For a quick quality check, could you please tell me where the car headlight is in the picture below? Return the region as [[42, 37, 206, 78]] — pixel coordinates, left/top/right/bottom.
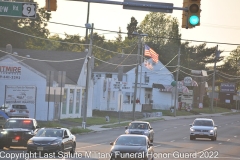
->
[[1, 131, 7, 134], [50, 140, 61, 145], [209, 130, 214, 133], [190, 128, 195, 132], [27, 140, 33, 145]]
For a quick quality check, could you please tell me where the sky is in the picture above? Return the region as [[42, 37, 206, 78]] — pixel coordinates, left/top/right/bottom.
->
[[35, 0, 240, 63]]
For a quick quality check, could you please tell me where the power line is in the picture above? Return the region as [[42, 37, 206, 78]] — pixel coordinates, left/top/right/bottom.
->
[[45, 21, 240, 46]]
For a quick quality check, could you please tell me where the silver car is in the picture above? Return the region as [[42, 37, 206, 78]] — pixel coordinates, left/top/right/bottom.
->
[[125, 121, 154, 142], [189, 118, 217, 141], [1, 104, 29, 118]]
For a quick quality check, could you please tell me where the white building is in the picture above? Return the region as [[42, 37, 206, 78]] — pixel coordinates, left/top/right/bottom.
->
[[92, 54, 175, 112], [0, 45, 92, 121]]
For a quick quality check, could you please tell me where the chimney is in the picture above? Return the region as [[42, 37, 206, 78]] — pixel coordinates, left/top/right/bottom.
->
[[6, 44, 12, 53]]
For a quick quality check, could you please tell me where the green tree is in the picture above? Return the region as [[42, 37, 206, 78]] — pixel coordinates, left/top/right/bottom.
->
[[127, 17, 138, 40]]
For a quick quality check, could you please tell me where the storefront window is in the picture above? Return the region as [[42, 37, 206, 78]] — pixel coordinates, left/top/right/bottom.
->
[[75, 89, 80, 114], [62, 89, 67, 114], [69, 89, 74, 114]]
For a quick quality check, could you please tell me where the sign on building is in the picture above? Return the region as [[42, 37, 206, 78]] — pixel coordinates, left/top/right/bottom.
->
[[220, 83, 236, 93], [5, 85, 36, 104]]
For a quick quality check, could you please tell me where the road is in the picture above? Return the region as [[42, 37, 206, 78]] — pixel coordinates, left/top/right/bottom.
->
[[1, 114, 240, 160]]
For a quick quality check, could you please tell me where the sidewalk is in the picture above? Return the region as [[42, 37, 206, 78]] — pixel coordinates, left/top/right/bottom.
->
[[85, 112, 229, 132]]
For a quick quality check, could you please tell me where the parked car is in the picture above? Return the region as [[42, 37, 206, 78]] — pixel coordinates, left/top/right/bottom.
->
[[27, 127, 76, 155], [125, 121, 154, 142], [1, 104, 29, 118], [0, 118, 40, 149], [189, 118, 218, 141], [109, 134, 154, 160]]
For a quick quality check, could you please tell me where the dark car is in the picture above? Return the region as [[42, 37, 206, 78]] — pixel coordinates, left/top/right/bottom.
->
[[27, 128, 76, 155], [0, 118, 40, 149], [125, 121, 154, 142], [189, 118, 218, 141], [110, 134, 154, 160]]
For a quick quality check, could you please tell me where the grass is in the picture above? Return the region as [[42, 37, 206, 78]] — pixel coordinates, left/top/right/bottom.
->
[[101, 117, 164, 128], [70, 127, 92, 134], [38, 121, 64, 128], [63, 116, 121, 125], [191, 107, 231, 114]]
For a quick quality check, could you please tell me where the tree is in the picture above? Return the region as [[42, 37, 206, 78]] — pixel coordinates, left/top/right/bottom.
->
[[127, 17, 138, 40]]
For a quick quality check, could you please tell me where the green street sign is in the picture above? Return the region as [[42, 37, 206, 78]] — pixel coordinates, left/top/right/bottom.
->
[[0, 1, 37, 18]]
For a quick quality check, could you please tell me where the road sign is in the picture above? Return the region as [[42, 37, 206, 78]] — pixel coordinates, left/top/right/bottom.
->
[[123, 0, 173, 13], [0, 1, 37, 18]]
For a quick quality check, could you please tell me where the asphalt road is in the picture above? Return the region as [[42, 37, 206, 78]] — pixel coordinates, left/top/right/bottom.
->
[[1, 114, 240, 160]]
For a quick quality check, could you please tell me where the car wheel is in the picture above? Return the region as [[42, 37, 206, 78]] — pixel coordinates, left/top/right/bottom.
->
[[70, 143, 76, 155]]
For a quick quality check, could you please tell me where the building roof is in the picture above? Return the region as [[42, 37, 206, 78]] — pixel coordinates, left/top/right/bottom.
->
[[94, 54, 140, 73], [0, 47, 87, 85]]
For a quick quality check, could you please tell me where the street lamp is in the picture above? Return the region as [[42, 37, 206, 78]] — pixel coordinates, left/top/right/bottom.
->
[[132, 31, 147, 121], [82, 23, 94, 129]]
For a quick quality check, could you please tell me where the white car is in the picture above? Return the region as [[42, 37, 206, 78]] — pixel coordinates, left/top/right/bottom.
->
[[125, 121, 154, 143], [1, 104, 29, 118], [189, 118, 217, 141]]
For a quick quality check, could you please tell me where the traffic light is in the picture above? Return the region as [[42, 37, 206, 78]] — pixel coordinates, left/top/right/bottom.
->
[[45, 0, 57, 12], [182, 0, 201, 29]]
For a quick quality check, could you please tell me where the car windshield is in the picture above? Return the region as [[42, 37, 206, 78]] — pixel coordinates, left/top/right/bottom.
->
[[129, 123, 147, 130], [35, 129, 63, 137], [4, 119, 33, 129], [115, 136, 146, 146], [193, 120, 213, 126]]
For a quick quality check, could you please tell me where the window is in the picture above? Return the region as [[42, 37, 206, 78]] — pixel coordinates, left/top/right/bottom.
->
[[106, 74, 112, 78], [145, 76, 149, 83]]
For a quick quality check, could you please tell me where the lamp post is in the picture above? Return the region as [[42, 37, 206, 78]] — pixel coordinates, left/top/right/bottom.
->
[[132, 32, 147, 121], [82, 23, 94, 129]]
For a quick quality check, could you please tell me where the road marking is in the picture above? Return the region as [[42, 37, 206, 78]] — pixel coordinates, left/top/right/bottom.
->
[[170, 140, 175, 142], [76, 142, 107, 149], [154, 144, 161, 148], [183, 137, 187, 139], [218, 143, 222, 144], [197, 147, 213, 154], [227, 139, 230, 141], [234, 136, 237, 138]]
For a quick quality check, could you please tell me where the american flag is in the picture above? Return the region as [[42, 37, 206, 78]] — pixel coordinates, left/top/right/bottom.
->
[[144, 60, 153, 70], [144, 45, 159, 63]]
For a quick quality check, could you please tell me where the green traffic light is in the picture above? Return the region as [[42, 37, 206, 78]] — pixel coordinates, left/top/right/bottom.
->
[[189, 15, 199, 26]]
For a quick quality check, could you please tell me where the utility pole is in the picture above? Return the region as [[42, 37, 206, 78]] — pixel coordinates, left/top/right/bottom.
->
[[82, 23, 94, 129], [132, 35, 141, 121], [211, 45, 219, 113], [174, 47, 181, 117]]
